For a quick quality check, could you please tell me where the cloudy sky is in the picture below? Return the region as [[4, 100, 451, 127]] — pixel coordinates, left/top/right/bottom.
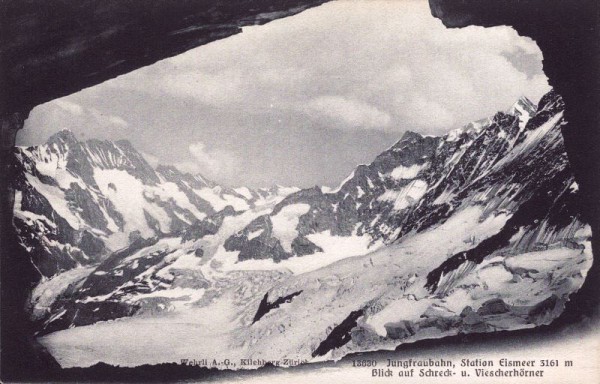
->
[[19, 0, 550, 188]]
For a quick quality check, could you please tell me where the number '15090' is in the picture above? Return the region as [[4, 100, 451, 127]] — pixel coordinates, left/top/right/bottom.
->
[[353, 360, 377, 367]]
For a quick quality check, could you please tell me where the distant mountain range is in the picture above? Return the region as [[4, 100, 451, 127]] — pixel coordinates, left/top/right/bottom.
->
[[11, 131, 297, 279]]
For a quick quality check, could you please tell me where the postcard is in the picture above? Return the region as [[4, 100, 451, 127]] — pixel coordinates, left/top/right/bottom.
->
[[1, 0, 598, 382]]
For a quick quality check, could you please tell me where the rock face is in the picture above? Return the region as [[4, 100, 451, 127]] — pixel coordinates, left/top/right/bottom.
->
[[224, 92, 582, 273], [429, 0, 600, 314], [11, 131, 296, 282]]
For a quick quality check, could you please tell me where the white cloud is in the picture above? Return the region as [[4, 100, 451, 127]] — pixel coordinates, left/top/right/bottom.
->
[[159, 70, 245, 106], [304, 96, 391, 129], [21, 0, 552, 188], [140, 151, 160, 168], [86, 107, 129, 129], [107, 115, 129, 128], [104, 0, 548, 134], [175, 141, 240, 179], [173, 161, 202, 175], [54, 99, 84, 116], [404, 96, 456, 128], [41, 99, 129, 130]]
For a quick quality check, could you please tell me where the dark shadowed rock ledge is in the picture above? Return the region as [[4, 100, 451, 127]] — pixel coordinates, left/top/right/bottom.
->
[[0, 0, 329, 118]]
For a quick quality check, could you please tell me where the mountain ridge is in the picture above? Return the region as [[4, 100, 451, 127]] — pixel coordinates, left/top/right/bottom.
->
[[11, 132, 298, 281]]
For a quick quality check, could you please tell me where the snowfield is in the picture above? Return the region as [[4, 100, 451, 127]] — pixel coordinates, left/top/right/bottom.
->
[[389, 163, 427, 180], [38, 205, 590, 369], [378, 179, 429, 211], [193, 187, 250, 212], [270, 204, 311, 252], [95, 169, 175, 238], [25, 174, 82, 230]]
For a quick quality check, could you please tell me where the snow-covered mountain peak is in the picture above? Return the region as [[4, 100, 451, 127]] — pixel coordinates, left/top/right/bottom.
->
[[507, 95, 536, 115], [506, 96, 537, 130], [445, 97, 536, 143], [46, 128, 79, 146], [445, 120, 486, 143], [11, 133, 301, 282], [396, 130, 425, 144]]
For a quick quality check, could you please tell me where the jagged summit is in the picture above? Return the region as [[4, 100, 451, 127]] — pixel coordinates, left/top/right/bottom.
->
[[386, 130, 435, 155], [46, 128, 78, 145], [10, 135, 301, 282], [507, 95, 536, 115], [444, 96, 537, 142], [507, 96, 537, 129], [400, 130, 424, 140], [113, 138, 136, 149]]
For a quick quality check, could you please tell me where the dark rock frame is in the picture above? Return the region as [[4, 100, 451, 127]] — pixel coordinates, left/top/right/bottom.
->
[[0, 0, 598, 381]]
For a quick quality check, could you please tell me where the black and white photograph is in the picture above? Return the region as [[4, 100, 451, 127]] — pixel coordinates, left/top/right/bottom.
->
[[1, 0, 599, 382]]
